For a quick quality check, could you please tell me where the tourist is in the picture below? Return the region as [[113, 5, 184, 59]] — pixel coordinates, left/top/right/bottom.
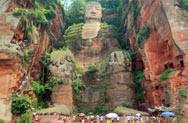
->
[[87, 116, 90, 123], [111, 116, 114, 123], [173, 117, 177, 123], [127, 115, 130, 123], [82, 118, 85, 123], [116, 116, 120, 123], [96, 115, 99, 123], [106, 118, 110, 123], [58, 117, 62, 123], [73, 116, 76, 122], [100, 116, 104, 123], [91, 115, 94, 123], [35, 114, 39, 123], [80, 116, 83, 123]]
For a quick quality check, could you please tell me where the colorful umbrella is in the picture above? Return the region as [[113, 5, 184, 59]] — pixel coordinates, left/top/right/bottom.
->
[[106, 113, 118, 118], [79, 113, 85, 117], [161, 111, 175, 116]]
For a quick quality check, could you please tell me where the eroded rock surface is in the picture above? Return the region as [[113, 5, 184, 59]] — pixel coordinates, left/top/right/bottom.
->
[[0, 0, 66, 121], [49, 50, 75, 107], [123, 0, 188, 121]]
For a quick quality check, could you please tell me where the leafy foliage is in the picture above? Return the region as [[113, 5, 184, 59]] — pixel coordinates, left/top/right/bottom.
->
[[133, 71, 144, 101], [158, 68, 175, 82], [136, 24, 151, 47], [72, 78, 85, 95], [11, 94, 31, 114], [72, 78, 85, 113], [63, 23, 84, 49], [122, 102, 131, 108], [14, 2, 56, 30], [31, 74, 62, 108], [178, 0, 188, 11], [85, 65, 98, 76], [40, 52, 51, 82], [65, 0, 86, 27], [179, 89, 187, 98], [17, 110, 34, 123], [31, 80, 46, 108]]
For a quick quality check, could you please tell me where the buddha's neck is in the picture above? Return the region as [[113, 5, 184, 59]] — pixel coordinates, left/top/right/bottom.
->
[[85, 19, 100, 24]]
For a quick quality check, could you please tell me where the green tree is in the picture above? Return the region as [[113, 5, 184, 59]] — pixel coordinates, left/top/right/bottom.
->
[[65, 0, 86, 26], [11, 94, 31, 114], [178, 0, 188, 11]]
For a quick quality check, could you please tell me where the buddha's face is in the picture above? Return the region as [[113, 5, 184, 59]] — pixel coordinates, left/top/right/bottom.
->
[[85, 2, 102, 21]]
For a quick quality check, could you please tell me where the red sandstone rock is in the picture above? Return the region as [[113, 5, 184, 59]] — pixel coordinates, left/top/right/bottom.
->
[[125, 0, 188, 122]]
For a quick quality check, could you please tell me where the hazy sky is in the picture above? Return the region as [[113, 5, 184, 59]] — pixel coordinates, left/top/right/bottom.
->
[[61, 0, 72, 10]]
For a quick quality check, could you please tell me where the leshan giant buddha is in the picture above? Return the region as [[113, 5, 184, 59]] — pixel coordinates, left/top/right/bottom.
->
[[82, 2, 102, 39], [50, 1, 135, 111]]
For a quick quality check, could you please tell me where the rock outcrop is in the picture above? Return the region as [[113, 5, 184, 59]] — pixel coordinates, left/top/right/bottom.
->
[[49, 50, 75, 108], [122, 0, 188, 121], [0, 0, 65, 121]]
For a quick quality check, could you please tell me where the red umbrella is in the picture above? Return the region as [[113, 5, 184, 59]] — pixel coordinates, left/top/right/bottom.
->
[[79, 113, 85, 117]]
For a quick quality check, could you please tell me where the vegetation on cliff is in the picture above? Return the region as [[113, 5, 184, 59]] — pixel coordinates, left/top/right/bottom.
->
[[136, 24, 151, 47], [158, 68, 175, 82], [11, 94, 31, 114], [179, 89, 187, 98], [16, 110, 34, 123], [133, 71, 144, 101], [85, 65, 98, 76], [65, 0, 86, 27], [178, 0, 188, 11]]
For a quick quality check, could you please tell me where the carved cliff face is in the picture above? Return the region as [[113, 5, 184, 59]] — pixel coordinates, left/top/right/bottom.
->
[[49, 50, 75, 106], [82, 2, 102, 39], [84, 2, 102, 23], [106, 51, 135, 107], [49, 50, 75, 80]]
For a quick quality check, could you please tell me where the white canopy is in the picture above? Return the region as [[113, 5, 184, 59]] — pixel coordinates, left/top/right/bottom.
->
[[106, 113, 118, 118]]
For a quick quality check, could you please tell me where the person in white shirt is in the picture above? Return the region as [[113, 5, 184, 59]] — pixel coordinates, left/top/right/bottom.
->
[[127, 116, 130, 123], [116, 116, 120, 122], [81, 119, 84, 123], [100, 116, 104, 123]]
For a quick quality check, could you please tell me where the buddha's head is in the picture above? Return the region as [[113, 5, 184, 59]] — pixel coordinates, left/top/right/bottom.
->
[[84, 2, 102, 23]]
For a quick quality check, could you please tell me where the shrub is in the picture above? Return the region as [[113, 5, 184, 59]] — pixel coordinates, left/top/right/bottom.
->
[[136, 24, 151, 46], [31, 80, 45, 97], [85, 65, 98, 76], [178, 0, 188, 11], [72, 78, 85, 95], [122, 102, 131, 108], [11, 94, 31, 114], [133, 71, 144, 101], [158, 68, 175, 82], [17, 110, 34, 123], [179, 89, 187, 98]]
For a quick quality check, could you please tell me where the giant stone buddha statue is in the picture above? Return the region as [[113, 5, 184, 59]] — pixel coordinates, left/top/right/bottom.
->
[[82, 2, 102, 39]]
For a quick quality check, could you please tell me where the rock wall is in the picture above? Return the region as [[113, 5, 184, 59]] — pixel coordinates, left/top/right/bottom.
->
[[0, 0, 21, 121], [122, 0, 188, 121], [0, 0, 65, 121]]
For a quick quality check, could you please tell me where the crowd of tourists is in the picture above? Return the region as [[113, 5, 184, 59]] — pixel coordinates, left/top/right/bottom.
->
[[33, 113, 177, 123]]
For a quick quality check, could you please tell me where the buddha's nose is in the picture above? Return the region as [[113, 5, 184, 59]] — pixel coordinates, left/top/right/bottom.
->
[[91, 7, 97, 12]]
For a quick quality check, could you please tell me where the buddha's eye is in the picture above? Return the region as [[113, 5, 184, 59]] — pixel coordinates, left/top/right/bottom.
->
[[87, 6, 91, 9], [95, 7, 100, 10]]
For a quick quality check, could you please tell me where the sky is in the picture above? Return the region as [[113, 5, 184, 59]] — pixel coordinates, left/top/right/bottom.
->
[[61, 0, 72, 10]]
